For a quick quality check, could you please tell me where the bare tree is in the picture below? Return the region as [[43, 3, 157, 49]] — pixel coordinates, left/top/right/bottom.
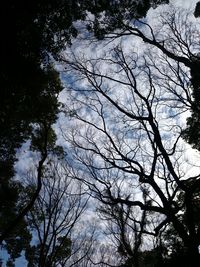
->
[[97, 185, 164, 267], [25, 157, 95, 267], [59, 6, 200, 264]]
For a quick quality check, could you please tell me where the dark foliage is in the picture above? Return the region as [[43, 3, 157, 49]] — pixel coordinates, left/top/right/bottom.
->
[[86, 0, 169, 39], [183, 57, 200, 150], [0, 0, 73, 254], [194, 1, 200, 17], [0, 0, 85, 183], [0, 0, 171, 264]]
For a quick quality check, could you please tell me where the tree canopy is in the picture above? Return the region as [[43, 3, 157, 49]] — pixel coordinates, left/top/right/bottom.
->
[[2, 0, 200, 266]]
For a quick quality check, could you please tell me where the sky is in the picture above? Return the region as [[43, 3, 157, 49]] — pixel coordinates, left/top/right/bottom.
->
[[57, 0, 200, 177], [2, 0, 200, 266]]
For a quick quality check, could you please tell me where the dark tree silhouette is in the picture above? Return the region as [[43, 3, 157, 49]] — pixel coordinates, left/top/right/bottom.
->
[[61, 6, 200, 265], [25, 158, 91, 267]]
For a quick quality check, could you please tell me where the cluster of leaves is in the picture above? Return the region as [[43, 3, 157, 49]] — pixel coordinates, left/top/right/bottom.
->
[[194, 1, 200, 17], [86, 0, 169, 39], [1, 0, 85, 182], [183, 56, 200, 150]]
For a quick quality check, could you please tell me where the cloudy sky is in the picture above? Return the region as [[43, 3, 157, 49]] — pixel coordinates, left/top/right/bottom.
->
[[2, 0, 200, 266]]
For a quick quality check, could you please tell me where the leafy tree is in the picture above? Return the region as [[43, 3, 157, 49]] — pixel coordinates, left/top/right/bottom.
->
[[1, 0, 177, 264], [194, 1, 200, 18], [86, 0, 169, 39], [0, 69, 63, 238], [0, 0, 73, 250], [0, 0, 85, 231], [1, 0, 170, 178], [0, 122, 62, 264], [156, 176, 200, 266]]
